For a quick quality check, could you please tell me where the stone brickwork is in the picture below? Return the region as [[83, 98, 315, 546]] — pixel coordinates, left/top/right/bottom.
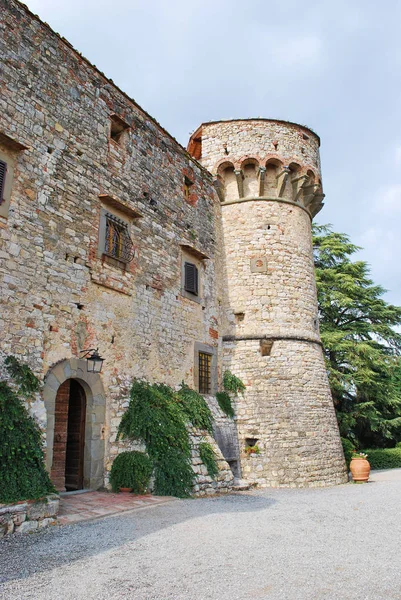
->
[[0, 494, 59, 537], [0, 0, 346, 494]]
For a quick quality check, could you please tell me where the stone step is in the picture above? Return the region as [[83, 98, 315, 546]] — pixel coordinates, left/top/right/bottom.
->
[[232, 478, 252, 491]]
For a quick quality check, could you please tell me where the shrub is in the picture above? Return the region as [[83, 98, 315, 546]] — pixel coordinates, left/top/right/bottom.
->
[[364, 448, 401, 470], [0, 358, 55, 504], [118, 379, 214, 498], [199, 442, 219, 479], [110, 451, 153, 493], [341, 437, 355, 468], [216, 391, 234, 418]]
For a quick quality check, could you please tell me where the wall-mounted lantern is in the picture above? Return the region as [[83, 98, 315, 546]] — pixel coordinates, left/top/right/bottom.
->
[[80, 348, 105, 373]]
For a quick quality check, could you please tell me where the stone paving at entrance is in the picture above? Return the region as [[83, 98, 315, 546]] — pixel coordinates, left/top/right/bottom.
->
[[58, 491, 175, 525]]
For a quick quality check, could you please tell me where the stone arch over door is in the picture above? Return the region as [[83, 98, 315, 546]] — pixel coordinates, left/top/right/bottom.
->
[[43, 359, 106, 491]]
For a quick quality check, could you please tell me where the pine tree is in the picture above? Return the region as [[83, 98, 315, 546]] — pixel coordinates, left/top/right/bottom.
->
[[313, 224, 401, 447]]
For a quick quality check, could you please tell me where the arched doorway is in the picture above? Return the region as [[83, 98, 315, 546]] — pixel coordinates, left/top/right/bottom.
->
[[50, 379, 87, 491], [65, 380, 86, 490], [43, 359, 106, 492]]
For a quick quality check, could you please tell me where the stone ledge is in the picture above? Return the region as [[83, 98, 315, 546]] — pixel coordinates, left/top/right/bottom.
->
[[0, 494, 60, 537]]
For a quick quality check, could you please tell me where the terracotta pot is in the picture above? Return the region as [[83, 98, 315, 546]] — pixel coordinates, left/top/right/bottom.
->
[[119, 487, 132, 493], [350, 458, 370, 483]]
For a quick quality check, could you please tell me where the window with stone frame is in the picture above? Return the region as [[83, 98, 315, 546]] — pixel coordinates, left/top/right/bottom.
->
[[194, 343, 217, 395], [198, 351, 212, 394], [180, 245, 208, 303], [184, 261, 199, 296], [97, 206, 135, 268], [102, 213, 135, 263]]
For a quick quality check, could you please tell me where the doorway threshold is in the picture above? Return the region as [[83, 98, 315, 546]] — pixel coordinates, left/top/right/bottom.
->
[[60, 489, 91, 497]]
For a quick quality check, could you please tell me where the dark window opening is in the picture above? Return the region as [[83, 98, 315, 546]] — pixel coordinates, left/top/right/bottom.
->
[[199, 352, 212, 394], [0, 160, 7, 204], [110, 114, 129, 144], [245, 437, 258, 448], [184, 176, 194, 199], [104, 213, 135, 263], [260, 339, 274, 357], [184, 262, 199, 295]]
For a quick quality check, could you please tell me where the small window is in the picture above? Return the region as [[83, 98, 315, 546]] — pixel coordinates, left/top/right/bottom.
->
[[199, 352, 212, 394], [110, 114, 129, 144], [184, 176, 194, 199], [0, 160, 6, 204], [184, 262, 198, 295], [103, 213, 135, 263]]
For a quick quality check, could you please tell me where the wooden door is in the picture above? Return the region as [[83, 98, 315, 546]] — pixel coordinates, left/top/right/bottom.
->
[[65, 380, 86, 490]]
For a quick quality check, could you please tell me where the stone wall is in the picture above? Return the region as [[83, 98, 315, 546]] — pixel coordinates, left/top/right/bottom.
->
[[0, 494, 59, 537]]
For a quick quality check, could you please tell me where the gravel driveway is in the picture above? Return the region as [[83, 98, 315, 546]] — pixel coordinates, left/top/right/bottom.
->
[[1, 469, 401, 600]]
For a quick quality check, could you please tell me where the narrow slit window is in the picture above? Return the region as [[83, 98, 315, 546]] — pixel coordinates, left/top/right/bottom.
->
[[184, 262, 199, 295], [184, 176, 194, 199], [199, 352, 211, 394], [0, 160, 7, 204]]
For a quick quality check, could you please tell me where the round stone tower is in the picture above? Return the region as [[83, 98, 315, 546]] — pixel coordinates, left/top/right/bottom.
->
[[188, 119, 347, 487]]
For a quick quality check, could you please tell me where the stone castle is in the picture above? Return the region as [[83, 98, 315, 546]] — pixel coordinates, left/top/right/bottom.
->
[[0, 0, 347, 493]]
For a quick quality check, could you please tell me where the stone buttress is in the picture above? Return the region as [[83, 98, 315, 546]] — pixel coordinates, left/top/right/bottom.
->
[[188, 119, 348, 487]]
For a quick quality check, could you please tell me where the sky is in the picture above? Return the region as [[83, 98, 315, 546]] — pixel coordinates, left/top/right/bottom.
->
[[24, 0, 401, 306]]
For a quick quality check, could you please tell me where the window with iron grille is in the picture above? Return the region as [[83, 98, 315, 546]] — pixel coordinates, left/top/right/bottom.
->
[[103, 213, 135, 263], [184, 262, 198, 295], [0, 160, 7, 204], [198, 352, 212, 394]]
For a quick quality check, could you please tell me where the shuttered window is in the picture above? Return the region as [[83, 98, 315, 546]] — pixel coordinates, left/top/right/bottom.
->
[[0, 160, 7, 204], [184, 262, 198, 295]]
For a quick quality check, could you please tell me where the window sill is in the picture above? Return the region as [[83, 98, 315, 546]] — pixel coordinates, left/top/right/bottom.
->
[[181, 289, 203, 304], [101, 254, 128, 271]]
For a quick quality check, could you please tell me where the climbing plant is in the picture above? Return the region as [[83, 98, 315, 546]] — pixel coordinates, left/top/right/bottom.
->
[[0, 356, 55, 504], [176, 382, 214, 433], [223, 370, 246, 395], [199, 441, 219, 479], [117, 379, 215, 498], [216, 391, 235, 418], [216, 370, 245, 418]]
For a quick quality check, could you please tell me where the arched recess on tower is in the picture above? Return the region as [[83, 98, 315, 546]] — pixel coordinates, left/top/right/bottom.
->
[[42, 359, 106, 492], [264, 158, 283, 197], [241, 158, 260, 198], [217, 161, 238, 202]]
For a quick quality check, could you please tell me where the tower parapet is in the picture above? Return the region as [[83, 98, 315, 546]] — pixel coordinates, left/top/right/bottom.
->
[[189, 118, 347, 487]]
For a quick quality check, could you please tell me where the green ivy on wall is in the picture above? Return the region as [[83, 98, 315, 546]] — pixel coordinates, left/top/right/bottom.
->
[[0, 356, 55, 504], [117, 380, 215, 498], [216, 370, 245, 418]]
